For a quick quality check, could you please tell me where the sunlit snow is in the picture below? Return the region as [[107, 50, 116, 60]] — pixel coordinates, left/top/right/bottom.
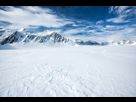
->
[[0, 43, 136, 97]]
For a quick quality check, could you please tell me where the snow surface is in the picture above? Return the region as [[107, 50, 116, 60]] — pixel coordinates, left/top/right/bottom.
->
[[0, 44, 136, 97]]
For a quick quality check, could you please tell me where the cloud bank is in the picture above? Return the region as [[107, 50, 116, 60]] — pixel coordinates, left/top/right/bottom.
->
[[107, 6, 136, 23], [0, 6, 74, 29]]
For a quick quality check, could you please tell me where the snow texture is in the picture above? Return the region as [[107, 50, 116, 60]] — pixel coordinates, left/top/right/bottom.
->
[[0, 44, 136, 97]]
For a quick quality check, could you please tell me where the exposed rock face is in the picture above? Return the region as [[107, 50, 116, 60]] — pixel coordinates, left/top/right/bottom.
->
[[22, 32, 70, 43], [0, 30, 25, 45], [126, 40, 132, 45], [49, 32, 69, 43]]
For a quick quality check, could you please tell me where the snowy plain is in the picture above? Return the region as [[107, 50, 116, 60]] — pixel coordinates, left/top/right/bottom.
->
[[0, 43, 136, 97]]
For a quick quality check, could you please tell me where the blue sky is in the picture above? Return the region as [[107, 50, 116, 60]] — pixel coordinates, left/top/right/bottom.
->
[[0, 6, 136, 42]]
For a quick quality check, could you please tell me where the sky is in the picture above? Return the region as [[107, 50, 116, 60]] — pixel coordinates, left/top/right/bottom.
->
[[0, 6, 136, 42]]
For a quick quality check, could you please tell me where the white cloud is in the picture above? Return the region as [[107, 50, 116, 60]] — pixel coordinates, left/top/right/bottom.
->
[[106, 15, 130, 23], [72, 24, 78, 26], [64, 20, 136, 42], [94, 25, 104, 29], [96, 20, 104, 24], [63, 24, 136, 43], [104, 26, 136, 41], [0, 6, 74, 29], [105, 25, 127, 30], [113, 6, 129, 15], [114, 6, 136, 16], [62, 28, 86, 36], [70, 24, 136, 42], [62, 24, 104, 37], [87, 29, 103, 35], [33, 29, 62, 36], [0, 26, 4, 28], [109, 6, 114, 13], [107, 6, 136, 23], [106, 25, 116, 28], [109, 6, 133, 16], [66, 23, 136, 42], [131, 24, 136, 26], [21, 6, 51, 13]]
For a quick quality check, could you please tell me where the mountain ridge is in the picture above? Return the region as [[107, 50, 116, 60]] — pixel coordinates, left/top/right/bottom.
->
[[0, 29, 72, 45], [0, 28, 136, 46]]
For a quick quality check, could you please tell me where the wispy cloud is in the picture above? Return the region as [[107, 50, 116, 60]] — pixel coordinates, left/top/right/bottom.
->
[[107, 6, 136, 23], [131, 24, 136, 26], [109, 6, 129, 15], [96, 20, 104, 24], [64, 23, 136, 42], [62, 28, 86, 36], [108, 6, 114, 14], [34, 29, 62, 36], [105, 25, 126, 30], [106, 15, 130, 23], [0, 6, 74, 29]]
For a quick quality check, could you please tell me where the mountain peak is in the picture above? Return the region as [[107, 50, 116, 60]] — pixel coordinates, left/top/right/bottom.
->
[[49, 32, 58, 36], [18, 28, 27, 32]]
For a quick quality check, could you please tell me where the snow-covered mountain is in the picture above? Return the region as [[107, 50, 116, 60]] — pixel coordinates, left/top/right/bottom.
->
[[0, 28, 136, 46], [101, 40, 136, 45], [0, 28, 101, 45], [0, 30, 25, 45], [22, 32, 72, 44], [0, 28, 72, 45], [107, 40, 135, 45], [74, 39, 100, 45], [83, 40, 99, 45]]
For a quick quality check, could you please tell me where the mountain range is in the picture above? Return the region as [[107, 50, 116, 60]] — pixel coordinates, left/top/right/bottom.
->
[[0, 28, 136, 46]]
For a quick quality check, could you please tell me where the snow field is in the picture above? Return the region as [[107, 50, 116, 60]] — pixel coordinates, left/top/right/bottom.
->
[[0, 45, 136, 97]]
